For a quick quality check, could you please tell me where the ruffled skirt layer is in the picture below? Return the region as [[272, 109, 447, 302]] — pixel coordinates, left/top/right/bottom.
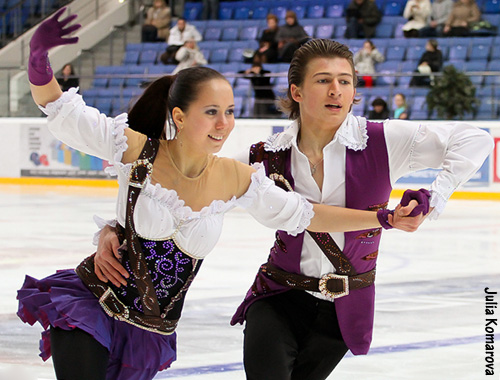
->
[[17, 269, 176, 380]]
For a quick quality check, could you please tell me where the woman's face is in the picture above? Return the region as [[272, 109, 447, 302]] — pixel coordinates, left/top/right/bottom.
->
[[267, 18, 277, 29], [425, 41, 435, 51], [291, 57, 356, 128], [62, 65, 72, 77], [175, 79, 235, 154]]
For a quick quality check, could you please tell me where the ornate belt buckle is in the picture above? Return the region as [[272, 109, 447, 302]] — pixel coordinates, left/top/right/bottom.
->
[[318, 273, 349, 299], [99, 287, 130, 319], [129, 159, 153, 188]]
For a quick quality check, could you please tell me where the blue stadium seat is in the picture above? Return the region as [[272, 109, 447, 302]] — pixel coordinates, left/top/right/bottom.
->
[[183, 2, 203, 20], [307, 5, 325, 18], [374, 23, 393, 38], [291, 5, 307, 19], [386, 45, 405, 60], [334, 24, 347, 38], [398, 75, 412, 87], [384, 2, 403, 16], [125, 66, 147, 88], [221, 26, 239, 41], [210, 48, 229, 63], [315, 24, 334, 39], [239, 25, 259, 40], [228, 47, 245, 62], [393, 23, 405, 38], [234, 7, 251, 19], [139, 50, 158, 65], [96, 98, 113, 115], [484, 0, 500, 13], [269, 6, 287, 19], [484, 61, 500, 85], [218, 4, 233, 20], [108, 66, 128, 88], [204, 27, 222, 41], [126, 43, 143, 52], [400, 61, 416, 72], [469, 44, 490, 60], [326, 4, 344, 17], [234, 96, 244, 118], [377, 61, 400, 72], [448, 45, 468, 61], [123, 51, 139, 65], [405, 44, 425, 61], [303, 24, 314, 37], [252, 6, 268, 19], [476, 98, 498, 119]]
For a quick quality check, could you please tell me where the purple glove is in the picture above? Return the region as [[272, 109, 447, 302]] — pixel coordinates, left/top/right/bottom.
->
[[29, 8, 80, 86], [377, 208, 394, 230], [400, 188, 431, 217]]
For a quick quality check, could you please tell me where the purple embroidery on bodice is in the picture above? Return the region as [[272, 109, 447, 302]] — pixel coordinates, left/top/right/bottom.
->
[[112, 237, 201, 319]]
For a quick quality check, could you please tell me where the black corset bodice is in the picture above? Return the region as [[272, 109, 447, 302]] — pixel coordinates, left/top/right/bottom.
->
[[111, 237, 202, 321]]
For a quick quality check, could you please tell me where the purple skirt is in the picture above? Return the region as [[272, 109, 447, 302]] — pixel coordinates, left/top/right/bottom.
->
[[17, 269, 177, 380]]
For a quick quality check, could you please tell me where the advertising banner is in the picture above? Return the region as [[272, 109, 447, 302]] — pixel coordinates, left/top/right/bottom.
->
[[494, 137, 500, 183], [20, 123, 111, 178]]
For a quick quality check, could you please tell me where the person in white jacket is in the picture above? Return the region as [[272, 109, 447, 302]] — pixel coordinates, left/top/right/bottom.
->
[[160, 18, 202, 64], [403, 0, 432, 37], [172, 39, 207, 74]]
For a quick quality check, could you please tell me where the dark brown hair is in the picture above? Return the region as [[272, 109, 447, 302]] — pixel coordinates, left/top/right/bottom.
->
[[128, 67, 228, 139], [279, 38, 359, 120]]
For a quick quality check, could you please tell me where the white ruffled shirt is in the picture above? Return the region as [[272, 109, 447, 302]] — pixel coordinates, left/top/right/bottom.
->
[[234, 113, 494, 299], [41, 89, 313, 259]]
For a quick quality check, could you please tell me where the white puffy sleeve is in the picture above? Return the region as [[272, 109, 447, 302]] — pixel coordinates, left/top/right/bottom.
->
[[385, 120, 494, 218], [236, 164, 314, 236], [40, 88, 128, 164]]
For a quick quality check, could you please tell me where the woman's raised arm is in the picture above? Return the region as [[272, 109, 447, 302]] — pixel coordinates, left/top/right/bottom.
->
[[28, 8, 80, 106]]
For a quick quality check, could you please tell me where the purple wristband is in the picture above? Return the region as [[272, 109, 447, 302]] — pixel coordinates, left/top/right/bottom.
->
[[377, 208, 394, 230], [401, 188, 431, 216]]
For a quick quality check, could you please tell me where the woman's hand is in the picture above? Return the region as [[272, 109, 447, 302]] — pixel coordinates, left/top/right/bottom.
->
[[94, 225, 129, 287], [29, 7, 80, 86]]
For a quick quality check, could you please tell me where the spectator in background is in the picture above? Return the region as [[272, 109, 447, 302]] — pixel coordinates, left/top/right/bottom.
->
[[275, 10, 309, 63], [402, 0, 432, 38], [255, 14, 280, 63], [57, 63, 79, 92], [345, 0, 382, 39], [172, 39, 207, 74], [367, 97, 390, 119], [239, 53, 280, 118], [202, 0, 219, 20], [410, 39, 442, 87], [141, 0, 172, 42], [353, 40, 384, 87], [160, 18, 202, 64], [443, 0, 481, 37], [392, 93, 409, 119], [419, 0, 454, 37]]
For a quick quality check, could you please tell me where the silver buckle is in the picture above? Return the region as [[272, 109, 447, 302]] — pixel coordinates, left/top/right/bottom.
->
[[99, 287, 130, 319], [318, 273, 349, 299]]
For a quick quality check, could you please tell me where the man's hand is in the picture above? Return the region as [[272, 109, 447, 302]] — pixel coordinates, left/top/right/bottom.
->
[[389, 200, 433, 232], [94, 225, 129, 287]]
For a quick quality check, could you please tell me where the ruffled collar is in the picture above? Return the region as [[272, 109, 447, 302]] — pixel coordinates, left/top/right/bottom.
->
[[264, 113, 368, 152]]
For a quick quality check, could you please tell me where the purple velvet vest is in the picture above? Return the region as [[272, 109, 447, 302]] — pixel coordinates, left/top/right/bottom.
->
[[231, 121, 391, 355]]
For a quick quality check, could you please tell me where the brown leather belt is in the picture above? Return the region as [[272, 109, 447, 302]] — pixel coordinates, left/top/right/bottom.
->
[[76, 253, 178, 335], [261, 263, 376, 299]]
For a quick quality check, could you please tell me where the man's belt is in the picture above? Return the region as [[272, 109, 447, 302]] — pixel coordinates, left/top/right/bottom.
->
[[260, 263, 376, 299]]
